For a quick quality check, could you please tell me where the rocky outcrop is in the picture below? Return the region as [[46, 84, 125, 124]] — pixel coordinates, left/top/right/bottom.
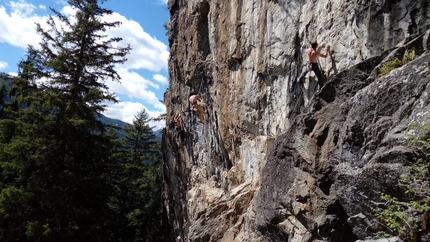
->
[[162, 0, 430, 241], [256, 36, 430, 242]]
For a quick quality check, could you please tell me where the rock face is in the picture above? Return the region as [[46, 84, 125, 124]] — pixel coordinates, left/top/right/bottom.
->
[[162, 0, 430, 241]]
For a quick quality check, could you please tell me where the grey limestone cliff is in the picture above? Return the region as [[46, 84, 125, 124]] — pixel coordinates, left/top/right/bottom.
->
[[162, 0, 430, 241]]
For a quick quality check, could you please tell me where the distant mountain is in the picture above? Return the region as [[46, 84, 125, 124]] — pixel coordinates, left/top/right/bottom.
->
[[98, 114, 129, 128], [98, 114, 162, 141], [154, 128, 163, 140], [1, 76, 162, 141]]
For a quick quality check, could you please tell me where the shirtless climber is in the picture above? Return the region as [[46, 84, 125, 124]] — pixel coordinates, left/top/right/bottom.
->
[[296, 41, 330, 92], [189, 91, 206, 122]]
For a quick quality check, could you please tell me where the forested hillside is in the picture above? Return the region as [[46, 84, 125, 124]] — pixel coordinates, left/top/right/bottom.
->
[[0, 1, 166, 241]]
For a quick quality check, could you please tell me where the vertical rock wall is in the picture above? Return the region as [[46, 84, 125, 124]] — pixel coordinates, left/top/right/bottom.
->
[[163, 0, 430, 241]]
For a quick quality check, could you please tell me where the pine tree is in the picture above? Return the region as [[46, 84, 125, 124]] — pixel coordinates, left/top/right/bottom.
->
[[0, 0, 130, 241], [111, 110, 166, 242], [0, 74, 8, 118]]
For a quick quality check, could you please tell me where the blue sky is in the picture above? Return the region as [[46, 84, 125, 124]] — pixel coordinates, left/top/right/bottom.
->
[[0, 0, 169, 129]]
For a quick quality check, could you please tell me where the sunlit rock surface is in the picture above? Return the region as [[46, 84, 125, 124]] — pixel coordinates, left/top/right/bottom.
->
[[162, 0, 430, 241]]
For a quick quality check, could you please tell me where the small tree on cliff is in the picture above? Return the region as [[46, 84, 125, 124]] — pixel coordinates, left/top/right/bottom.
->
[[374, 121, 430, 241], [0, 0, 131, 240]]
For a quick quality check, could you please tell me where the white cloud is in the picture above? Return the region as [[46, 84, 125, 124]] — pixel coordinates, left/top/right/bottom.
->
[[9, 0, 36, 17], [0, 2, 47, 48], [0, 61, 7, 69], [60, 5, 76, 19], [0, 0, 168, 125], [0, 2, 168, 72], [103, 101, 165, 130], [56, 6, 169, 73], [153, 74, 168, 85], [0, 6, 37, 48], [108, 67, 165, 110], [103, 12, 169, 72], [157, 0, 168, 5], [54, 0, 67, 5]]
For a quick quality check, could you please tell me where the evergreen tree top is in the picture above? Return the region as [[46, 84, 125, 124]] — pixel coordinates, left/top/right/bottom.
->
[[24, 0, 131, 113]]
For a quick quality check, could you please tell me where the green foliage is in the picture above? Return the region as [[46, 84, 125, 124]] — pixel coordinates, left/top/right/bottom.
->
[[0, 1, 140, 241], [110, 110, 165, 242], [378, 57, 402, 77], [373, 121, 430, 241], [403, 49, 416, 63], [378, 49, 416, 77], [0, 1, 166, 241]]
